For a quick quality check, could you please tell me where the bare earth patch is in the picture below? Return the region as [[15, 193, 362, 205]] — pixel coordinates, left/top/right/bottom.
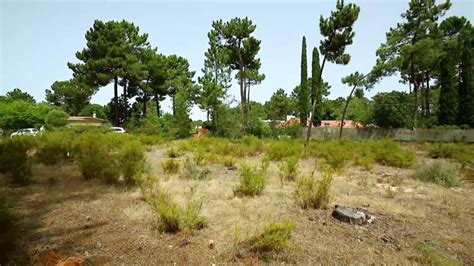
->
[[5, 144, 474, 264]]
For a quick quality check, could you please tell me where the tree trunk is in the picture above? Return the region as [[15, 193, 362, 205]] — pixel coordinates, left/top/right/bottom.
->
[[143, 93, 147, 117], [426, 74, 430, 115], [155, 95, 160, 117], [114, 76, 119, 126]]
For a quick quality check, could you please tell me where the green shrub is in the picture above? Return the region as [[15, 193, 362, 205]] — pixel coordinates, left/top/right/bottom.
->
[[44, 109, 68, 129], [264, 140, 302, 161], [279, 156, 299, 181], [414, 160, 461, 187], [161, 159, 180, 174], [429, 143, 473, 167], [147, 189, 207, 233], [73, 133, 119, 183], [36, 131, 72, 165], [295, 168, 333, 209], [354, 154, 375, 171], [193, 149, 206, 165], [250, 220, 294, 252], [117, 140, 145, 184], [0, 136, 36, 185], [413, 243, 456, 266], [371, 139, 417, 168], [234, 164, 268, 196], [0, 191, 16, 264]]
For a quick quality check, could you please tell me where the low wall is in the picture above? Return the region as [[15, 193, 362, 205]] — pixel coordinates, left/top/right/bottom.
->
[[306, 128, 474, 143]]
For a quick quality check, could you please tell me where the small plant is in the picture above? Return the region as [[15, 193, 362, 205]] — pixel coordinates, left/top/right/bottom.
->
[[279, 156, 299, 181], [194, 149, 206, 166], [234, 164, 268, 197], [161, 159, 180, 174], [222, 156, 237, 168], [117, 140, 145, 184], [250, 220, 294, 252], [166, 147, 181, 158], [371, 139, 417, 168], [354, 154, 374, 171], [429, 143, 473, 167], [182, 157, 211, 180], [147, 189, 207, 233], [414, 160, 461, 187], [264, 140, 302, 161], [295, 167, 333, 209]]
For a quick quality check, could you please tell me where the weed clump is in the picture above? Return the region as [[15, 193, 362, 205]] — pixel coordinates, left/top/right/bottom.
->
[[279, 156, 299, 181], [414, 160, 461, 187], [234, 164, 268, 196], [295, 168, 333, 209], [166, 147, 181, 158], [147, 189, 207, 233], [371, 139, 417, 168], [264, 140, 302, 161], [161, 159, 180, 174], [117, 140, 145, 184], [182, 157, 211, 180], [428, 143, 473, 167], [413, 243, 456, 265]]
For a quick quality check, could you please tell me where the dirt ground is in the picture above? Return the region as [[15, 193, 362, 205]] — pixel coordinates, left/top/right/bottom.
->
[[4, 143, 474, 264]]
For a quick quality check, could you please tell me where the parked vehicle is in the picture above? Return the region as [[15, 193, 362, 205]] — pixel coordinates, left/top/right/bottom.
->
[[110, 127, 126, 133], [10, 128, 39, 137]]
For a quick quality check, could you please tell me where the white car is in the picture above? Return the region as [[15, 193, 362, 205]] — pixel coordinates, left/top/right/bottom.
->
[[110, 127, 126, 133], [10, 128, 39, 137]]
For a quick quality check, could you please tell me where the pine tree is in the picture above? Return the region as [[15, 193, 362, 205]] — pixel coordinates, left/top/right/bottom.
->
[[458, 28, 474, 127], [299, 36, 309, 125]]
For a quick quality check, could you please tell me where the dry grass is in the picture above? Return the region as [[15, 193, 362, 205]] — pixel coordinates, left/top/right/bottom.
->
[[3, 141, 474, 264]]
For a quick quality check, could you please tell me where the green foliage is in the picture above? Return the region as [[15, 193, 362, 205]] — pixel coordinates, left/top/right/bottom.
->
[[264, 88, 293, 120], [264, 140, 302, 161], [372, 91, 413, 128], [279, 156, 299, 181], [2, 88, 35, 103], [161, 159, 180, 174], [171, 89, 193, 139], [78, 104, 107, 119], [414, 160, 461, 188], [147, 189, 207, 233], [234, 164, 268, 197], [371, 139, 417, 168], [44, 110, 68, 129], [270, 124, 303, 139], [438, 54, 458, 125], [117, 140, 145, 184], [0, 191, 16, 264], [46, 79, 96, 115], [73, 133, 119, 183], [0, 136, 36, 185], [0, 100, 54, 130], [250, 220, 294, 253], [312, 47, 322, 125], [429, 143, 474, 167], [295, 168, 333, 209], [36, 131, 73, 165]]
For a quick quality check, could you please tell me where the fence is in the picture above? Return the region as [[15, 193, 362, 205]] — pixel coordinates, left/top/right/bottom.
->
[[306, 127, 474, 143]]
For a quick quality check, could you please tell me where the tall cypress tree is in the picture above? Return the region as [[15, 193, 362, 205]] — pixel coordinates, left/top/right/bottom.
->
[[299, 36, 309, 125], [311, 47, 322, 126], [438, 55, 458, 125]]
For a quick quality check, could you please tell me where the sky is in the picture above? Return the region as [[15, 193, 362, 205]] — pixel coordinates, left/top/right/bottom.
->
[[1, 0, 473, 120]]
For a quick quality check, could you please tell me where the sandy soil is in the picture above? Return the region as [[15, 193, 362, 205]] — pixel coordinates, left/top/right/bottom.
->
[[4, 144, 474, 264]]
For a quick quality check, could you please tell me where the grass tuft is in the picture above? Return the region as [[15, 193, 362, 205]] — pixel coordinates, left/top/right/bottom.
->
[[234, 164, 268, 197], [161, 159, 180, 174], [294, 167, 333, 209], [414, 160, 461, 187]]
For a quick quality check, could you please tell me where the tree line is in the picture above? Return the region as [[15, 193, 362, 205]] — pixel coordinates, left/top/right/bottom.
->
[[1, 0, 472, 137]]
